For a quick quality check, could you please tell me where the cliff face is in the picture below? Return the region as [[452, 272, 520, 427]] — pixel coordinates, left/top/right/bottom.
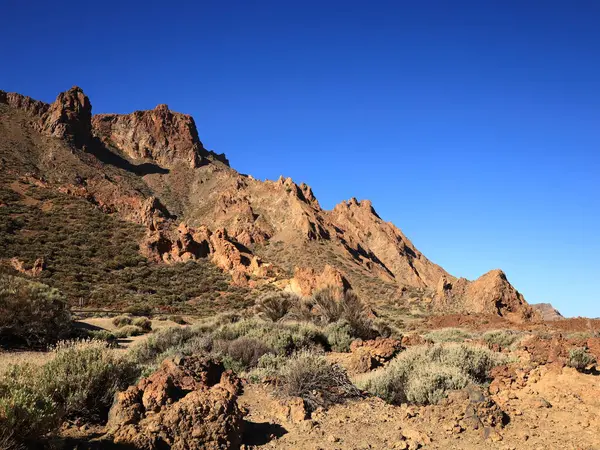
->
[[0, 86, 537, 321], [93, 105, 213, 169]]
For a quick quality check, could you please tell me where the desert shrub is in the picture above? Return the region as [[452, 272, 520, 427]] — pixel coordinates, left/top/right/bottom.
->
[[567, 347, 596, 371], [38, 340, 139, 420], [112, 325, 145, 338], [212, 337, 274, 372], [248, 353, 288, 382], [211, 319, 327, 355], [132, 317, 152, 332], [124, 304, 153, 316], [111, 315, 133, 328], [324, 320, 355, 352], [481, 329, 521, 349], [357, 343, 506, 405], [0, 365, 59, 447], [310, 287, 373, 338], [424, 328, 473, 343], [128, 326, 196, 365], [169, 315, 188, 325], [86, 329, 115, 343], [0, 275, 71, 347], [255, 291, 299, 321], [277, 351, 360, 411]]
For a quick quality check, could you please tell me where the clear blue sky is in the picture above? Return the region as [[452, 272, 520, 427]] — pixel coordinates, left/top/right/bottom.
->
[[2, 1, 599, 317]]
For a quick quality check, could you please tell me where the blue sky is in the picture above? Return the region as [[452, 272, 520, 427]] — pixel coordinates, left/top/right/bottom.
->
[[2, 1, 599, 317]]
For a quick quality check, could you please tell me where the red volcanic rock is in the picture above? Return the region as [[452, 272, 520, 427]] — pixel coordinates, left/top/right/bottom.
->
[[289, 264, 351, 296], [107, 355, 244, 450], [93, 104, 209, 168], [41, 86, 92, 147], [433, 270, 538, 323], [1, 86, 92, 147]]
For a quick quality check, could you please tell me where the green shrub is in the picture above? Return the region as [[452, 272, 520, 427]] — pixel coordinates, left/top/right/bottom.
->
[[0, 365, 59, 447], [169, 315, 188, 325], [113, 325, 145, 338], [567, 347, 596, 371], [86, 329, 115, 343], [111, 315, 133, 328], [132, 317, 152, 332], [325, 320, 355, 352], [248, 353, 288, 382], [424, 328, 473, 343], [278, 351, 360, 412], [311, 287, 373, 338], [212, 337, 274, 372], [255, 291, 299, 321], [0, 275, 71, 347], [357, 343, 506, 405], [39, 340, 139, 420], [128, 326, 196, 365], [211, 319, 327, 355], [481, 329, 521, 349]]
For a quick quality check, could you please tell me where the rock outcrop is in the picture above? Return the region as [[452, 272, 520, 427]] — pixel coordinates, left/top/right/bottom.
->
[[107, 355, 244, 450], [531, 303, 564, 321], [93, 104, 221, 168], [433, 270, 538, 323], [288, 264, 351, 296]]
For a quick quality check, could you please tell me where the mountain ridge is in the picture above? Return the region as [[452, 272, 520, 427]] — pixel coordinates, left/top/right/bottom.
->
[[0, 86, 538, 322]]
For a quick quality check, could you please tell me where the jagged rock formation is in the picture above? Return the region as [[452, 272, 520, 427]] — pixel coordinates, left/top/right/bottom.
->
[[107, 355, 244, 449], [531, 303, 564, 321], [93, 104, 228, 168], [433, 270, 537, 322], [0, 86, 538, 321]]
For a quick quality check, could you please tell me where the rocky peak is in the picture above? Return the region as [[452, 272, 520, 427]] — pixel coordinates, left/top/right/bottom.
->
[[1, 86, 92, 147], [92, 103, 212, 169], [41, 86, 92, 147]]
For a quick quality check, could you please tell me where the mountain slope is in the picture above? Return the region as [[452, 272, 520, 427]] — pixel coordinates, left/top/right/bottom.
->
[[0, 87, 537, 321]]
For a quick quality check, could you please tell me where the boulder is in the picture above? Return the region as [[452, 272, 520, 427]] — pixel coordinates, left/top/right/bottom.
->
[[107, 355, 244, 450]]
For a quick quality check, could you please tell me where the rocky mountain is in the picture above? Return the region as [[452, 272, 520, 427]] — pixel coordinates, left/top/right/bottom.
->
[[531, 303, 564, 321], [0, 86, 538, 321]]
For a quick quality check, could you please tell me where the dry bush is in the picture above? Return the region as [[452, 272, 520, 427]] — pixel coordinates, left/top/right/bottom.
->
[[357, 343, 506, 405], [424, 328, 473, 343], [112, 325, 145, 338], [211, 318, 327, 356], [481, 329, 521, 349], [0, 340, 139, 446], [255, 291, 299, 321], [111, 315, 133, 328], [0, 365, 59, 448], [39, 340, 139, 420], [0, 274, 71, 347], [212, 337, 274, 372], [168, 315, 188, 325], [132, 317, 152, 332], [568, 347, 596, 371], [278, 350, 360, 412], [128, 326, 196, 365], [310, 287, 373, 338]]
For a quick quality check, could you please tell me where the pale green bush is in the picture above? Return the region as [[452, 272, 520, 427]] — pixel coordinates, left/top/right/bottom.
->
[[113, 325, 145, 338], [481, 329, 521, 349], [132, 317, 152, 332], [357, 343, 506, 405], [39, 340, 139, 420], [111, 315, 133, 328], [0, 274, 71, 346], [325, 320, 354, 352], [568, 347, 596, 371], [424, 328, 473, 343]]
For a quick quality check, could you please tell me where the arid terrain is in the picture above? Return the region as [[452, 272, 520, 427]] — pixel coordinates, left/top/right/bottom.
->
[[0, 87, 598, 450]]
